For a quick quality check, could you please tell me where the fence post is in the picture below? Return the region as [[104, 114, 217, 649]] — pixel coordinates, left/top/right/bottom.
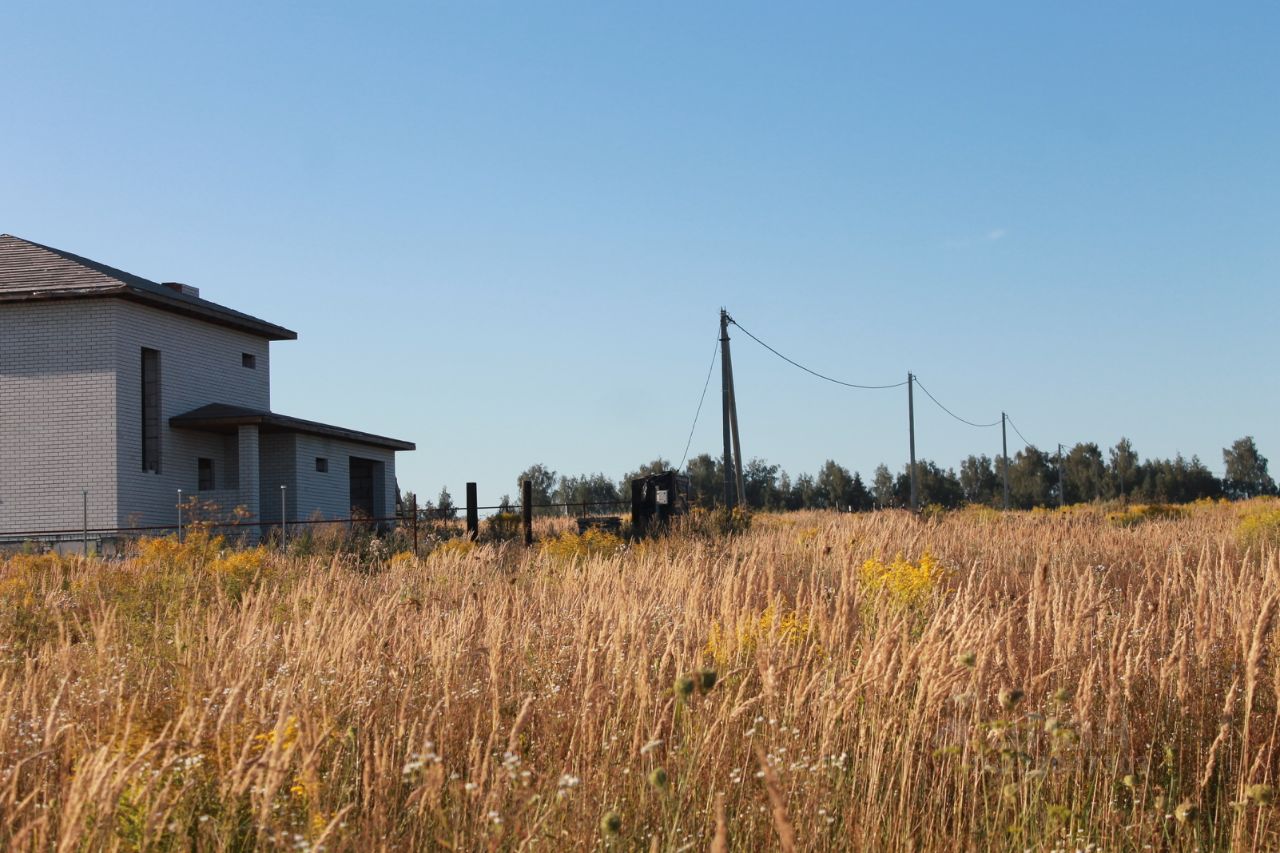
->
[[177, 489, 184, 543], [522, 480, 533, 547], [280, 485, 287, 548], [466, 482, 478, 542], [82, 490, 88, 558], [411, 494, 419, 553]]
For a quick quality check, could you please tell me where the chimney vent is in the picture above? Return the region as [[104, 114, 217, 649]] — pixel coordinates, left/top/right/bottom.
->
[[162, 282, 201, 298]]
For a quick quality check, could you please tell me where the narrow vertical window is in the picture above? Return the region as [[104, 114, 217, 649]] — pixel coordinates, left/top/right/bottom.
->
[[198, 457, 215, 490], [142, 348, 161, 472]]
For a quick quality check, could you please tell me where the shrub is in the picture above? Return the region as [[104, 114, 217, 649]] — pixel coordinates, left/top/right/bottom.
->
[[860, 551, 950, 607], [1238, 502, 1280, 551], [1107, 504, 1187, 528], [540, 529, 624, 561]]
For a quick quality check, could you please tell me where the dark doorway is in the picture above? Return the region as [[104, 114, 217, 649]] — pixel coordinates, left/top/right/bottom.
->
[[349, 457, 376, 518]]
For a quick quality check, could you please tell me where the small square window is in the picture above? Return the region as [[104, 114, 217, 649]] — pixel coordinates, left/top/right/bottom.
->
[[197, 458, 215, 490], [316, 457, 329, 473], [242, 353, 256, 369]]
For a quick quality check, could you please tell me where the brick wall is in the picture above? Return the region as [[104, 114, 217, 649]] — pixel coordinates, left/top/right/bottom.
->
[[0, 301, 118, 534], [257, 432, 296, 525], [113, 300, 272, 527], [293, 434, 398, 521]]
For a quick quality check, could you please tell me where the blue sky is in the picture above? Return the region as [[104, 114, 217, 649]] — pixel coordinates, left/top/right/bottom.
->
[[4, 2, 1277, 503]]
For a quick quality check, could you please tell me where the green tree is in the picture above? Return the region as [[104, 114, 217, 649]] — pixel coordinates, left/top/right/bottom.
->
[[959, 454, 999, 506], [872, 464, 897, 508], [743, 458, 783, 509], [684, 453, 723, 507], [788, 472, 818, 510], [1108, 438, 1140, 502], [436, 486, 457, 520], [1223, 436, 1275, 499], [1062, 443, 1107, 504], [896, 461, 963, 508], [848, 472, 873, 511], [555, 473, 622, 511], [815, 460, 855, 510], [1009, 447, 1053, 509], [1143, 454, 1222, 503], [516, 464, 558, 515]]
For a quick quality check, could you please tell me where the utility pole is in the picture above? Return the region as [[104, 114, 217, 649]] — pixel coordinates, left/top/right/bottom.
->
[[724, 320, 746, 508], [1001, 413, 1010, 511], [907, 372, 918, 511], [1057, 443, 1066, 509], [720, 309, 737, 509]]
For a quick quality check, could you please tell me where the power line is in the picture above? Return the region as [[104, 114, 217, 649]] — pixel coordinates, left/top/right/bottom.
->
[[913, 377, 1002, 428], [1004, 414, 1036, 448], [729, 318, 908, 390], [678, 340, 719, 471]]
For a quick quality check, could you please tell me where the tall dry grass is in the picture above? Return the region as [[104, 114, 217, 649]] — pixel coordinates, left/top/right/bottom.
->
[[2, 501, 1279, 850]]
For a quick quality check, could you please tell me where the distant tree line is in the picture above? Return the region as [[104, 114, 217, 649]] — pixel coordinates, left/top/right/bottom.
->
[[411, 436, 1274, 516], [677, 436, 1271, 511]]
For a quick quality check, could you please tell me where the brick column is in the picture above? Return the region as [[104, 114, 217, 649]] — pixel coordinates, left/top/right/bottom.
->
[[237, 425, 260, 540]]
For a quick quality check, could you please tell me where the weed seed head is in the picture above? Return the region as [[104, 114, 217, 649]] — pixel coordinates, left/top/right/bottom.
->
[[600, 810, 622, 836], [956, 651, 976, 668], [1247, 784, 1275, 805], [698, 669, 718, 692], [997, 687, 1025, 711], [675, 675, 695, 699], [648, 767, 669, 790]]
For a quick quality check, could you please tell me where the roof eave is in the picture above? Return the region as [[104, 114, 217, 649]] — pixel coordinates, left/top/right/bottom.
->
[[0, 286, 297, 341], [123, 289, 297, 341], [170, 410, 415, 452]]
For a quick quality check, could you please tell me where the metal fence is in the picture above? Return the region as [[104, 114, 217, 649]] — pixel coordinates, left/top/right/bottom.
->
[[0, 489, 634, 555]]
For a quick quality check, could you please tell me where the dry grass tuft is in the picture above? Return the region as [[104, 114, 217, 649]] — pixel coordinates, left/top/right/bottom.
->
[[2, 501, 1280, 849]]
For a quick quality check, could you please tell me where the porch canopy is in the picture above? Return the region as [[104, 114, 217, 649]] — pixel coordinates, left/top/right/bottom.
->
[[170, 403, 415, 451]]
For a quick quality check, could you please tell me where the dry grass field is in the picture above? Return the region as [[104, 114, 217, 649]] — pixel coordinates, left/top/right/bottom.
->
[[3, 501, 1280, 851]]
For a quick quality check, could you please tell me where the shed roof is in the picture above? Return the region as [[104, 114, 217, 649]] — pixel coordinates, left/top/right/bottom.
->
[[170, 403, 415, 451], [0, 234, 297, 340]]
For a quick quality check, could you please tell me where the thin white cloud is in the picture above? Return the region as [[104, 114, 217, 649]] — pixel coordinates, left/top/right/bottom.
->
[[942, 227, 1009, 249]]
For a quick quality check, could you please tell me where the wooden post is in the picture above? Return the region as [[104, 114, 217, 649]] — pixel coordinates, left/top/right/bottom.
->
[[522, 479, 533, 547], [907, 373, 918, 511], [1002, 413, 1010, 511], [466, 482, 479, 541], [411, 494, 419, 553], [720, 309, 736, 509], [723, 317, 746, 507]]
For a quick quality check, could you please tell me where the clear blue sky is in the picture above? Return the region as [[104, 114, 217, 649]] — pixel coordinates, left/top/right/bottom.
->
[[4, 2, 1277, 503]]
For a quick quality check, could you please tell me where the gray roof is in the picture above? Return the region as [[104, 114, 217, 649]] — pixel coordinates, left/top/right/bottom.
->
[[171, 403, 415, 451], [0, 234, 297, 340]]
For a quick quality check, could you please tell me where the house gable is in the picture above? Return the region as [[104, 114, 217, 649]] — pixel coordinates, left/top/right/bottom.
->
[[0, 234, 296, 341]]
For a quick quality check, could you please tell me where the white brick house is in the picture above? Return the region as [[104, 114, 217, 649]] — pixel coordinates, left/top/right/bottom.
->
[[0, 234, 414, 543]]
